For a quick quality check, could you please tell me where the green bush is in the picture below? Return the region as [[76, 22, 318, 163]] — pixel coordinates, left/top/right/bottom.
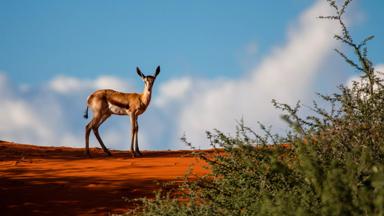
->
[[126, 0, 384, 215]]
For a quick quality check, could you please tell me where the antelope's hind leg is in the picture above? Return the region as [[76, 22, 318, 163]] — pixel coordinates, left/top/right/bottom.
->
[[93, 113, 112, 156], [85, 120, 93, 157], [85, 115, 102, 157]]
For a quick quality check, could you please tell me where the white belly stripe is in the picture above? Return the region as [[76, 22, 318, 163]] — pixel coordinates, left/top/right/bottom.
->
[[108, 102, 129, 115]]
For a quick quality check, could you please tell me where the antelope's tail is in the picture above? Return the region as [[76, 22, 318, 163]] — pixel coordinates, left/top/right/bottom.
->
[[83, 106, 89, 119]]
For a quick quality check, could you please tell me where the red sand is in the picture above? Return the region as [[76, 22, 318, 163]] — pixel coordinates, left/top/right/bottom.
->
[[0, 141, 209, 215]]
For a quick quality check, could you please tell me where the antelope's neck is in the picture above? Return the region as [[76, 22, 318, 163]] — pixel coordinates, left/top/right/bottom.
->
[[141, 87, 152, 107]]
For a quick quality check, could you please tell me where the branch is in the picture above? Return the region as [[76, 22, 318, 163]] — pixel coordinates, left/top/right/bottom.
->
[[334, 48, 364, 72]]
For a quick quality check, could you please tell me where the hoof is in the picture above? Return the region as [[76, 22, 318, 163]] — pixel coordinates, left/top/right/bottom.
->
[[131, 150, 136, 158], [85, 152, 92, 158]]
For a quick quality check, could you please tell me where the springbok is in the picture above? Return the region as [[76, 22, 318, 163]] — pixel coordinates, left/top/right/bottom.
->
[[83, 66, 160, 157]]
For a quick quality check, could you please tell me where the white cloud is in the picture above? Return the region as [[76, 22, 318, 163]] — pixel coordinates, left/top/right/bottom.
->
[[377, 65, 384, 74], [0, 72, 7, 85], [49, 75, 134, 94], [164, 0, 342, 148], [154, 78, 192, 107], [93, 76, 133, 91], [0, 73, 11, 97], [0, 100, 50, 140], [49, 76, 85, 94]]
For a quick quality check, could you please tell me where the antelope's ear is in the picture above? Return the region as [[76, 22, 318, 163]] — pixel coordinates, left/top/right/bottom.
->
[[136, 67, 145, 78], [154, 66, 160, 77]]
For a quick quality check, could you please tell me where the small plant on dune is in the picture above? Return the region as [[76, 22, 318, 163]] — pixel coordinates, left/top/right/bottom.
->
[[124, 0, 384, 215]]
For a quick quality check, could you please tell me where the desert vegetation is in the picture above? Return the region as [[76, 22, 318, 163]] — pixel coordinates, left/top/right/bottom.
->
[[128, 1, 384, 215]]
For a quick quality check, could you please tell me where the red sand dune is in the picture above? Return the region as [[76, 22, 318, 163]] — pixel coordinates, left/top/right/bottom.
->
[[0, 141, 209, 215]]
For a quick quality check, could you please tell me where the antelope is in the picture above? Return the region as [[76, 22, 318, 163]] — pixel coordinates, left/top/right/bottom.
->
[[83, 66, 160, 157]]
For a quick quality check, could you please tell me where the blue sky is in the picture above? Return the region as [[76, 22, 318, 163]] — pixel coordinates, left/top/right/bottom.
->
[[0, 0, 383, 150], [3, 0, 383, 84], [1, 0, 312, 84]]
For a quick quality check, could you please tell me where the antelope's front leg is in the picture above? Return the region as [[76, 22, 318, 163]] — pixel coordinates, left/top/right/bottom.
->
[[130, 114, 137, 158], [134, 122, 142, 156]]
